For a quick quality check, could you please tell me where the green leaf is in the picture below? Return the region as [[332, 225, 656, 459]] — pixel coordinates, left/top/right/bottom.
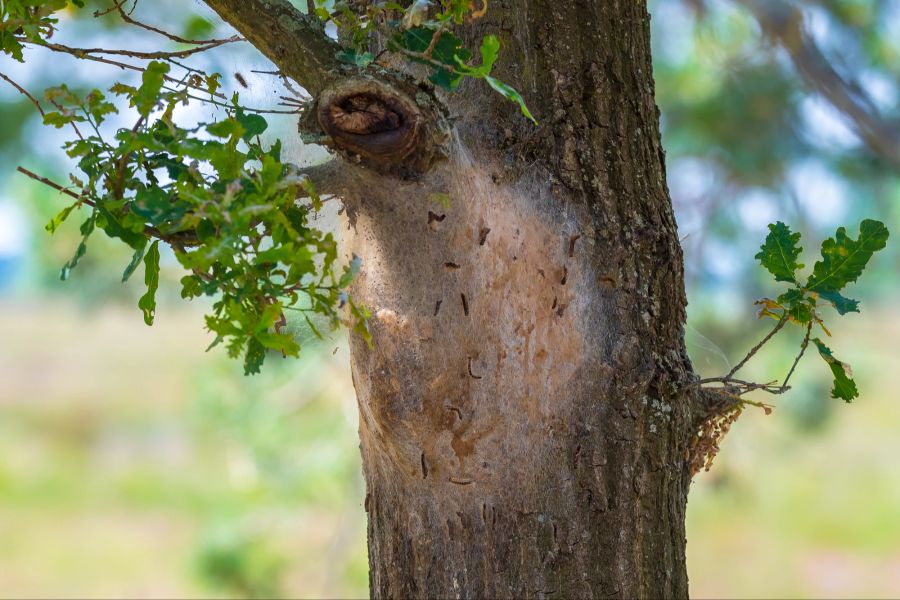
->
[[138, 241, 161, 325], [45, 201, 80, 233], [183, 15, 215, 40], [43, 111, 81, 128], [60, 213, 96, 280], [109, 82, 138, 97], [206, 118, 244, 139], [256, 331, 300, 356], [0, 30, 25, 62], [401, 27, 470, 66], [806, 219, 889, 293], [135, 61, 170, 116], [304, 314, 324, 340], [812, 338, 859, 402], [429, 68, 463, 91], [180, 274, 204, 299], [336, 48, 375, 68], [777, 288, 814, 324], [349, 300, 372, 345], [85, 89, 117, 124], [95, 204, 147, 247], [462, 35, 500, 76], [816, 290, 860, 315], [755, 221, 803, 284], [235, 110, 267, 141], [484, 76, 537, 124], [339, 254, 362, 288], [430, 31, 469, 67], [204, 73, 221, 97], [132, 187, 190, 224], [122, 241, 148, 282], [243, 337, 266, 375]]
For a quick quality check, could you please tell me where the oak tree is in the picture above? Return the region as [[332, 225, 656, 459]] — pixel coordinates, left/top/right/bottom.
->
[[1, 0, 889, 597]]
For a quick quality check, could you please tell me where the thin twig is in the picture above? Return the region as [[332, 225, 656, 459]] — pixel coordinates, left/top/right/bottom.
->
[[46, 98, 85, 141], [725, 314, 789, 380], [423, 25, 445, 59], [0, 71, 45, 116], [16, 166, 200, 246], [781, 321, 813, 390], [700, 376, 786, 395], [36, 36, 241, 61], [23, 45, 227, 101], [16, 166, 90, 204], [740, 0, 900, 169], [102, 0, 242, 46], [160, 85, 301, 114]]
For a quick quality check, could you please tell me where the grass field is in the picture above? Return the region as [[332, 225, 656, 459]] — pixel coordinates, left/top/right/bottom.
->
[[1, 299, 898, 598]]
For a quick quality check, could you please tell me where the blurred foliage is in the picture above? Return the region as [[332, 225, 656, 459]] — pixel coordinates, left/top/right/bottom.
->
[[195, 524, 288, 599], [650, 0, 899, 421], [0, 0, 899, 598]]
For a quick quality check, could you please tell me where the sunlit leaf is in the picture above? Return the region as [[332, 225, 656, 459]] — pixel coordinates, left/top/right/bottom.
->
[[485, 76, 536, 123], [755, 221, 803, 284], [806, 219, 889, 293]]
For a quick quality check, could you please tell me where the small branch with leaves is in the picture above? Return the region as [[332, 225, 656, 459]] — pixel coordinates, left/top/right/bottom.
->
[[1, 0, 534, 375], [691, 219, 889, 474], [18, 66, 369, 375]]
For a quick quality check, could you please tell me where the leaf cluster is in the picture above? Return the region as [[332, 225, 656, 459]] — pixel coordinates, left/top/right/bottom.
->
[[6, 0, 535, 376], [43, 61, 369, 374], [754, 220, 889, 401], [316, 0, 535, 122], [0, 0, 84, 61]]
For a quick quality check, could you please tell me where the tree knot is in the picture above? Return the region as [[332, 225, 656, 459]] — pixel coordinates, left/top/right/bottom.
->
[[328, 94, 403, 135], [315, 75, 450, 178]]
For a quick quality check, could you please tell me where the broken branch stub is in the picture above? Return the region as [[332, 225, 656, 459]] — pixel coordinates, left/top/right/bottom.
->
[[315, 75, 451, 178]]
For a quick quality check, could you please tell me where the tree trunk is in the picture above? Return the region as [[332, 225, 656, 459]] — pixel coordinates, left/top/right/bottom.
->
[[337, 1, 697, 597], [204, 0, 700, 596]]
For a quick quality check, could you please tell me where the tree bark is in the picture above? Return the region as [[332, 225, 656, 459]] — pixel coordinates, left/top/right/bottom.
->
[[343, 2, 697, 598], [204, 0, 699, 597]]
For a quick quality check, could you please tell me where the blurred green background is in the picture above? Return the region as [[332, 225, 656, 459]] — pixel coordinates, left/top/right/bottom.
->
[[1, 0, 899, 598]]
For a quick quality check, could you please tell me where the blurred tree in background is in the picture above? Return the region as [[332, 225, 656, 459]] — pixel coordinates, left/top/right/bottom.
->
[[652, 0, 900, 424], [0, 0, 898, 597]]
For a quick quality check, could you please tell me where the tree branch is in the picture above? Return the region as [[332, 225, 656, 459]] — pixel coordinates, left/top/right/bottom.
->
[[16, 166, 200, 247], [0, 71, 45, 117], [724, 314, 788, 380], [739, 0, 900, 169], [200, 0, 343, 96], [34, 37, 241, 61], [201, 1, 451, 176], [780, 321, 812, 389], [101, 0, 242, 46]]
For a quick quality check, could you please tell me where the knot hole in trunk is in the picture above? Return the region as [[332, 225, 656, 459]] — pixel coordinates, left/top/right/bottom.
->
[[315, 76, 450, 178], [329, 94, 403, 135]]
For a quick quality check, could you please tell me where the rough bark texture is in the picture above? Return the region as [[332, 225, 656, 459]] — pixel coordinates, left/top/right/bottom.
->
[[339, 1, 697, 598], [202, 0, 342, 95]]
